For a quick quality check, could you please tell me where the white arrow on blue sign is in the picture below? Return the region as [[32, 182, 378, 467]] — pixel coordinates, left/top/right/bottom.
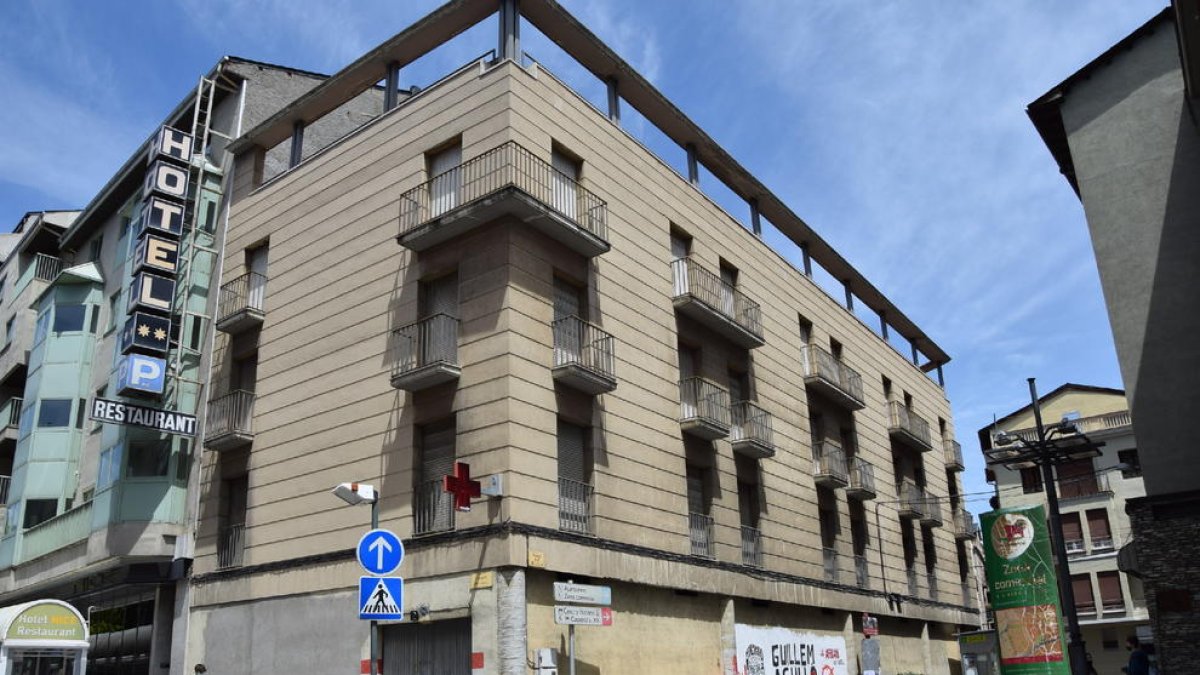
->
[[359, 577, 404, 620], [356, 529, 404, 575]]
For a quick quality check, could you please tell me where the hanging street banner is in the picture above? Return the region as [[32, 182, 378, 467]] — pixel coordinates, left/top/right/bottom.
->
[[733, 624, 848, 675], [981, 505, 1070, 675], [90, 398, 197, 436]]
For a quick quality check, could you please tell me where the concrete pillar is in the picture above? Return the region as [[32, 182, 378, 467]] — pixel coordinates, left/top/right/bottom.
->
[[686, 143, 699, 185], [606, 77, 620, 123], [149, 584, 177, 675], [498, 0, 521, 61], [749, 199, 762, 236], [800, 243, 812, 276], [289, 120, 304, 168], [878, 310, 889, 340], [844, 282, 854, 311], [921, 621, 934, 675], [496, 567, 527, 675], [936, 364, 945, 387], [384, 61, 400, 111], [720, 598, 737, 675]]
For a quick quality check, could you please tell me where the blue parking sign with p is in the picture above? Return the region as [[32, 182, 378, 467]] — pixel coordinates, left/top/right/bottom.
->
[[117, 353, 167, 396]]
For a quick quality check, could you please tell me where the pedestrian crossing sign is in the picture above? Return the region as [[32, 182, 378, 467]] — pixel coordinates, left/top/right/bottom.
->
[[359, 576, 404, 620]]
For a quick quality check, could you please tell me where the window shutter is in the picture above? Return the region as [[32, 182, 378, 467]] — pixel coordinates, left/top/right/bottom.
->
[[1061, 512, 1083, 542], [1071, 574, 1095, 611], [1086, 509, 1111, 540], [1097, 572, 1123, 608], [556, 420, 586, 483]]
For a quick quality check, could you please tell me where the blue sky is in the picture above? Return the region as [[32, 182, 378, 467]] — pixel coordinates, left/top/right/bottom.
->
[[0, 1, 1164, 513]]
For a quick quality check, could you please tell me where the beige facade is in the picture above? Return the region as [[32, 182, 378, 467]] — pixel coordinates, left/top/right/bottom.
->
[[188, 4, 975, 674]]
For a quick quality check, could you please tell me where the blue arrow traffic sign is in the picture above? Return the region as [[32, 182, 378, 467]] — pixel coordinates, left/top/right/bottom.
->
[[359, 576, 404, 620], [356, 529, 404, 575]]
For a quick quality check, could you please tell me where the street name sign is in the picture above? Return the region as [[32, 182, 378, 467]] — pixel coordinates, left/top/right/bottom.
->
[[553, 582, 611, 606], [359, 577, 404, 620], [554, 606, 613, 626], [356, 529, 404, 576]]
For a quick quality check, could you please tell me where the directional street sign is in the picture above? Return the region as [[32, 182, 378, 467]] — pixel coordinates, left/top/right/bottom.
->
[[553, 582, 612, 606], [554, 606, 613, 626], [356, 529, 404, 576], [359, 577, 404, 620]]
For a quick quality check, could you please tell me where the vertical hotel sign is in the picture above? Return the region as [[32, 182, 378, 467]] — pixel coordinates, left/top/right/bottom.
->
[[117, 126, 193, 397], [981, 505, 1069, 675]]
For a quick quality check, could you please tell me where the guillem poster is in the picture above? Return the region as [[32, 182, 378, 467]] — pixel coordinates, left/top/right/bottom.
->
[[981, 505, 1070, 675]]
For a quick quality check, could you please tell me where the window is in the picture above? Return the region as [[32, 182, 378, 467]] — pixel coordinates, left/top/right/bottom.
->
[[830, 338, 843, 361], [550, 146, 581, 218], [37, 399, 73, 428], [127, 440, 171, 477], [89, 235, 103, 263], [98, 445, 123, 490], [88, 305, 99, 334], [22, 499, 58, 529], [882, 376, 893, 401], [1097, 571, 1124, 611], [427, 142, 463, 217], [1020, 467, 1044, 494], [175, 440, 192, 482], [187, 315, 205, 351], [75, 398, 86, 429], [1118, 449, 1142, 478], [32, 310, 49, 345], [1071, 574, 1096, 614], [1102, 628, 1120, 650], [669, 229, 692, 261], [1086, 509, 1113, 550], [797, 314, 812, 345], [1057, 459, 1099, 499], [1061, 512, 1083, 554], [3, 317, 12, 347], [557, 420, 591, 534], [107, 292, 120, 332], [52, 304, 86, 332]]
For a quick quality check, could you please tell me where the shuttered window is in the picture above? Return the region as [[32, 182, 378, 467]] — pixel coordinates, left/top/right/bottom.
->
[[1071, 574, 1095, 614], [556, 420, 587, 483], [1086, 509, 1112, 548], [1061, 512, 1083, 544], [1097, 571, 1124, 611]]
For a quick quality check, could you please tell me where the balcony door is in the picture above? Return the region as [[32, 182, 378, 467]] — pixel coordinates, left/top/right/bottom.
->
[[670, 232, 691, 295], [551, 149, 579, 219], [1057, 459, 1097, 499], [553, 278, 585, 366], [719, 263, 738, 318], [418, 419, 456, 533], [428, 144, 462, 217], [247, 245, 268, 312], [557, 420, 590, 532], [678, 344, 699, 419], [420, 273, 458, 367]]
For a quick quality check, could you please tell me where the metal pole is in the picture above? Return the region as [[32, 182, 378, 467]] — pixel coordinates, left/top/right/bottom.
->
[[370, 499, 379, 675], [1028, 378, 1087, 675], [568, 623, 576, 675]]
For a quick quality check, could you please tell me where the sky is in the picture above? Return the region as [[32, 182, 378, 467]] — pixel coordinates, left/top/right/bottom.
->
[[0, 0, 1165, 515]]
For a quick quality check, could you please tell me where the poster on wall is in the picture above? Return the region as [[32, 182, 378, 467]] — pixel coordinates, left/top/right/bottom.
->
[[733, 624, 849, 675], [981, 505, 1070, 675]]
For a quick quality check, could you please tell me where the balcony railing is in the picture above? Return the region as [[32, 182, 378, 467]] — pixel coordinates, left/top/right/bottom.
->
[[1090, 535, 1115, 552], [855, 554, 870, 588], [1058, 472, 1110, 501], [670, 258, 764, 348], [898, 480, 925, 519], [1009, 410, 1133, 442], [414, 479, 455, 535], [1075, 601, 1097, 616], [906, 568, 920, 597], [32, 253, 63, 282], [689, 512, 715, 559], [954, 509, 979, 540], [1065, 539, 1086, 555], [217, 523, 245, 569], [888, 402, 933, 451], [823, 548, 839, 583], [741, 526, 762, 567], [921, 494, 944, 527], [204, 390, 255, 451], [847, 458, 877, 500], [215, 272, 267, 334], [944, 439, 964, 471], [1101, 598, 1126, 613], [0, 475, 9, 505], [813, 442, 849, 489], [551, 316, 616, 395], [397, 141, 609, 257], [0, 398, 22, 440], [678, 377, 731, 440], [390, 314, 460, 391], [927, 572, 940, 600], [800, 345, 865, 410], [20, 500, 92, 563], [558, 478, 594, 535], [730, 401, 775, 459]]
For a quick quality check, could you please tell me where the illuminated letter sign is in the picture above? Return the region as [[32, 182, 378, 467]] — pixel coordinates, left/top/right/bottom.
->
[[140, 197, 185, 239], [129, 272, 175, 315], [117, 354, 167, 397], [134, 235, 179, 275], [151, 126, 193, 165], [121, 312, 172, 356], [144, 161, 189, 200]]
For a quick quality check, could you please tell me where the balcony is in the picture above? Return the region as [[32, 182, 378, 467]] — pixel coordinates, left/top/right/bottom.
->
[[730, 401, 775, 459], [389, 314, 460, 391], [551, 316, 616, 395], [30, 253, 64, 283], [954, 509, 979, 540], [397, 141, 609, 257], [413, 479, 455, 535], [670, 258, 764, 349], [855, 554, 870, 588], [204, 390, 255, 451], [887, 402, 933, 452], [823, 548, 839, 583], [215, 272, 267, 334], [689, 512, 715, 559], [0, 397, 22, 443], [1009, 410, 1132, 442], [813, 442, 849, 489], [1065, 538, 1086, 556], [921, 494, 944, 528], [1101, 598, 1126, 613], [1075, 601, 1097, 617], [847, 458, 877, 500], [741, 526, 762, 567], [558, 478, 594, 535], [898, 480, 925, 519], [1058, 472, 1111, 502], [217, 523, 245, 569], [678, 377, 731, 440], [800, 345, 865, 410], [1090, 536, 1115, 552], [20, 500, 91, 563], [944, 439, 964, 471]]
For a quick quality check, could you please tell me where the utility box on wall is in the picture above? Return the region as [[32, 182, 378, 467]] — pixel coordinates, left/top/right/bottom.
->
[[534, 648, 558, 674]]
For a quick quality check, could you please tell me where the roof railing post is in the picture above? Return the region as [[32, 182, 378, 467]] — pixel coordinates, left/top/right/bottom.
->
[[686, 143, 699, 185], [936, 364, 945, 388], [844, 281, 854, 311], [384, 62, 400, 111], [800, 243, 812, 277], [498, 0, 521, 61], [289, 120, 304, 169], [911, 343, 920, 366], [878, 310, 889, 340], [606, 76, 621, 124], [749, 198, 762, 237]]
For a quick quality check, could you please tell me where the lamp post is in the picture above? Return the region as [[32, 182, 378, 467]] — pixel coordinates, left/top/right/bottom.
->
[[333, 482, 380, 675], [984, 378, 1104, 675]]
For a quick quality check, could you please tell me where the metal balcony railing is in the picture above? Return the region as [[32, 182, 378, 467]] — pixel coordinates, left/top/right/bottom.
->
[[678, 377, 731, 440], [848, 458, 877, 500], [1065, 539, 1086, 555], [855, 554, 870, 588], [205, 390, 255, 449], [414, 479, 455, 535], [689, 512, 715, 559], [813, 442, 849, 488], [558, 478, 594, 535], [888, 401, 933, 451], [670, 258, 764, 347], [216, 272, 267, 332], [944, 439, 964, 471], [0, 475, 9, 505], [551, 316, 616, 394], [1, 397, 21, 429], [1101, 598, 1126, 612], [1090, 535, 1115, 552], [1075, 601, 1097, 616], [1009, 410, 1133, 442], [33, 253, 63, 282], [730, 401, 774, 458], [217, 523, 245, 569], [1058, 472, 1110, 501], [927, 572, 940, 600], [823, 548, 839, 583], [397, 141, 608, 252], [899, 480, 925, 519], [741, 526, 762, 567], [906, 568, 920, 597], [800, 345, 865, 409], [390, 314, 460, 390], [921, 494, 944, 527], [954, 509, 979, 540]]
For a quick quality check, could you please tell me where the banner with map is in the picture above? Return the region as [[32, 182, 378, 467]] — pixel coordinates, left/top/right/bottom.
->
[[981, 505, 1069, 675]]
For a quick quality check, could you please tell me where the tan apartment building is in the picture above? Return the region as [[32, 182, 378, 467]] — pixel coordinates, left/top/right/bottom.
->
[[980, 384, 1150, 674], [186, 2, 978, 673]]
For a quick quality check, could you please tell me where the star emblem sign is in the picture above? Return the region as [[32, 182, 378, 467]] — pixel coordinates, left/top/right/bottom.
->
[[137, 324, 151, 337], [153, 328, 168, 341]]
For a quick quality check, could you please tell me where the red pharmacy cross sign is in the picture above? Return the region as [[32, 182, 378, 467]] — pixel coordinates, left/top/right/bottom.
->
[[443, 461, 481, 512]]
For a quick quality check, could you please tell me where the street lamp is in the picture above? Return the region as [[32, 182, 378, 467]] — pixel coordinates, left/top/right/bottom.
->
[[983, 378, 1105, 675], [333, 482, 380, 675]]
